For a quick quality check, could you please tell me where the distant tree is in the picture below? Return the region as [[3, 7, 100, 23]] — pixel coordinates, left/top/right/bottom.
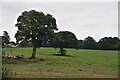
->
[[9, 41, 16, 45], [18, 40, 28, 47], [8, 41, 16, 47], [110, 37, 120, 50], [112, 42, 120, 50], [82, 36, 97, 49], [2, 31, 10, 47], [78, 40, 83, 49], [18, 41, 32, 47], [41, 39, 51, 47], [15, 10, 58, 59], [27, 41, 33, 47], [53, 31, 78, 55], [118, 42, 120, 50], [98, 37, 120, 50]]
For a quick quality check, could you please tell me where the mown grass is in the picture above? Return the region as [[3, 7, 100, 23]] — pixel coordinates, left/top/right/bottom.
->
[[3, 47, 119, 78]]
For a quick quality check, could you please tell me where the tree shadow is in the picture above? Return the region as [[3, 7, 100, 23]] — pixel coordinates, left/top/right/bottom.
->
[[53, 54, 74, 57], [2, 58, 44, 64]]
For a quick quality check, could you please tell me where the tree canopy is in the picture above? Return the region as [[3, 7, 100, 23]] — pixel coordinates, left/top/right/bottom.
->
[[15, 10, 58, 59], [81, 36, 97, 49], [77, 36, 120, 50], [53, 31, 78, 55], [2, 31, 10, 47], [98, 37, 120, 50]]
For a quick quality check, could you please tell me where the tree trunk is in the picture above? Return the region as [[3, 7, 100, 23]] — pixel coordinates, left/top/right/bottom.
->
[[30, 47, 36, 59], [60, 47, 64, 55]]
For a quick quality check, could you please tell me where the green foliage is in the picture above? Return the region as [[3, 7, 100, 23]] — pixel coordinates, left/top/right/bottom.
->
[[77, 36, 120, 50], [15, 10, 57, 47], [78, 40, 83, 49], [15, 10, 58, 58], [81, 36, 97, 49], [2, 31, 10, 47], [98, 37, 120, 50], [57, 31, 78, 48], [52, 31, 78, 55], [18, 41, 32, 47]]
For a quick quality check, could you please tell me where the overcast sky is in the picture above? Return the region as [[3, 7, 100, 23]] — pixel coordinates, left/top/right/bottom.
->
[[0, 2, 118, 41]]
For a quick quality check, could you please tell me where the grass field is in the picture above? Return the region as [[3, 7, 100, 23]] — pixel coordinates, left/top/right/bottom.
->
[[3, 47, 118, 78]]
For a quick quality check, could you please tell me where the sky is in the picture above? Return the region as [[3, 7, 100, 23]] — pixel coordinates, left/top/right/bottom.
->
[[0, 1, 118, 42]]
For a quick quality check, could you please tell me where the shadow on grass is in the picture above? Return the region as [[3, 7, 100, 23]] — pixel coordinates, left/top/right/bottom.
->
[[2, 58, 44, 65], [53, 54, 74, 57]]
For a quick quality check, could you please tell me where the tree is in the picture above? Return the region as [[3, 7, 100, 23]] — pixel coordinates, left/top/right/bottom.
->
[[53, 31, 78, 55], [2, 31, 10, 47], [98, 37, 120, 50], [15, 10, 58, 59], [82, 36, 97, 49]]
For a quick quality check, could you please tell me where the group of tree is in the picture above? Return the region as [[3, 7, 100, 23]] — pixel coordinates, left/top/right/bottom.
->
[[78, 36, 120, 50], [2, 10, 120, 59], [14, 10, 80, 58]]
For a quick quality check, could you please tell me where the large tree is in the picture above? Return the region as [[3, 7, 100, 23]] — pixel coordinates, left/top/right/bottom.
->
[[15, 10, 58, 59], [2, 31, 10, 47], [53, 31, 78, 55]]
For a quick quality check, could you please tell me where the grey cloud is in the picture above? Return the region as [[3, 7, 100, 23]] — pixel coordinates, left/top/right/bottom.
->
[[0, 2, 118, 41]]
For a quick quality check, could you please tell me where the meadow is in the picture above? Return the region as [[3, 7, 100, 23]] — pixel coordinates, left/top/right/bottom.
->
[[3, 47, 118, 78]]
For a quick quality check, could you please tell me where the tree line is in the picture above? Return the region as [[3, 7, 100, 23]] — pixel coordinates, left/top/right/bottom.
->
[[2, 10, 120, 59], [2, 30, 120, 50], [78, 36, 120, 50], [17, 36, 120, 50]]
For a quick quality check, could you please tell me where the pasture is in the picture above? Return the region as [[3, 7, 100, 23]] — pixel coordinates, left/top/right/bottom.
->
[[2, 48, 118, 78]]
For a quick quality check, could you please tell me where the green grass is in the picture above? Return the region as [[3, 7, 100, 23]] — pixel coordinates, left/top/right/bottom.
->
[[3, 47, 119, 78]]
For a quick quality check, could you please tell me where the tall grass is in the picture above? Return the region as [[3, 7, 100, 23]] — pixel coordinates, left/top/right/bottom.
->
[[2, 65, 16, 79]]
